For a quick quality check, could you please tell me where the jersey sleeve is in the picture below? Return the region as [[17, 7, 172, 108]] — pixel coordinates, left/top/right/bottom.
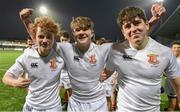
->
[[165, 50, 180, 79], [106, 48, 116, 72], [55, 42, 68, 59], [102, 43, 112, 63], [6, 54, 26, 78]]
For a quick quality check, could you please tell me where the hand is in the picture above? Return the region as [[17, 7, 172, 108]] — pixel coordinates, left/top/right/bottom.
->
[[14, 74, 31, 88], [100, 72, 108, 81], [19, 8, 33, 19], [151, 3, 166, 19]]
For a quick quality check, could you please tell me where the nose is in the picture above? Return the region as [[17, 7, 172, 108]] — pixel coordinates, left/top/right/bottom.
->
[[42, 37, 48, 42], [130, 24, 137, 32]]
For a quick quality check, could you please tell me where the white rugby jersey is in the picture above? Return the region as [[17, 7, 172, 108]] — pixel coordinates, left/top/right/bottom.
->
[[107, 37, 180, 112], [59, 69, 71, 89], [102, 71, 118, 97], [6, 48, 64, 110], [165, 58, 180, 97], [56, 42, 112, 102], [177, 58, 180, 66]]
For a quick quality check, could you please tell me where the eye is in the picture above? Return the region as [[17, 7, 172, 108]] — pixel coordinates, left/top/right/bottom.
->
[[75, 28, 81, 32], [38, 35, 44, 39], [82, 27, 88, 31], [62, 39, 67, 42], [124, 24, 131, 29], [133, 20, 141, 26]]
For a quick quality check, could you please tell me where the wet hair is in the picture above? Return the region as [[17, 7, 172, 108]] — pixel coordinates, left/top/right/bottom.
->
[[117, 6, 147, 28], [70, 16, 94, 30], [34, 16, 61, 35]]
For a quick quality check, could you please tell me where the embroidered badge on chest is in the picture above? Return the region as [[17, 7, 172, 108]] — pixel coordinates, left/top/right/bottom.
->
[[50, 58, 57, 70], [88, 54, 97, 64], [147, 54, 159, 65]]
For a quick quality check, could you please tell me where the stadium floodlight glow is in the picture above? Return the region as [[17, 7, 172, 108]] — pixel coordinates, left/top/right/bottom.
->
[[39, 6, 48, 15], [154, 0, 164, 3]]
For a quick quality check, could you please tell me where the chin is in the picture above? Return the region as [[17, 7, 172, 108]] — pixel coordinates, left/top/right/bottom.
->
[[78, 42, 87, 46], [78, 40, 87, 44]]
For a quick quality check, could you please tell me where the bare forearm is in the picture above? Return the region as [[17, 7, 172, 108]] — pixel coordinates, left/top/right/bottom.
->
[[171, 77, 180, 101], [149, 3, 166, 29], [2, 73, 17, 87], [148, 16, 160, 28], [21, 17, 35, 40], [19, 8, 35, 40], [176, 89, 180, 101], [3, 72, 31, 88]]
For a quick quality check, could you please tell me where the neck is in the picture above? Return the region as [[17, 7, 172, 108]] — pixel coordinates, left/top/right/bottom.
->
[[133, 36, 149, 50], [37, 48, 49, 57], [76, 43, 91, 53]]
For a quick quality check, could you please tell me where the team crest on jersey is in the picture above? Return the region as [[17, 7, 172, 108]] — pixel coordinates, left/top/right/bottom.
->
[[147, 54, 159, 65], [88, 54, 97, 64], [50, 58, 57, 70]]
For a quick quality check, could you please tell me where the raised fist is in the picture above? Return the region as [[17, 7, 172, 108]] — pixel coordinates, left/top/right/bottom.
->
[[151, 3, 166, 19], [19, 8, 33, 19]]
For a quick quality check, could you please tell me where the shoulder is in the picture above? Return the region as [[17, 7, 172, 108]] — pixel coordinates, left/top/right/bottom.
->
[[92, 43, 112, 54], [150, 38, 171, 53], [101, 43, 113, 47], [56, 42, 72, 50], [111, 40, 129, 54], [57, 42, 72, 47]]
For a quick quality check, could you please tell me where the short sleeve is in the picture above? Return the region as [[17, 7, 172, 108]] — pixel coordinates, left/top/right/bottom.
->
[[106, 48, 116, 71], [5, 54, 26, 78], [165, 50, 180, 79]]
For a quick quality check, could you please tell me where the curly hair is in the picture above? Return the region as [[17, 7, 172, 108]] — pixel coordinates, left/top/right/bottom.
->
[[34, 16, 61, 35], [70, 16, 94, 30]]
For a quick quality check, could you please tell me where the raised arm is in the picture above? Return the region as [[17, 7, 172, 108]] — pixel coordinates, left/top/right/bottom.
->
[[19, 8, 36, 41], [148, 3, 166, 28]]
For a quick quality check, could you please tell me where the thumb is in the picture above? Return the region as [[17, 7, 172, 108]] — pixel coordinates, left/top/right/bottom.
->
[[19, 72, 25, 78]]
